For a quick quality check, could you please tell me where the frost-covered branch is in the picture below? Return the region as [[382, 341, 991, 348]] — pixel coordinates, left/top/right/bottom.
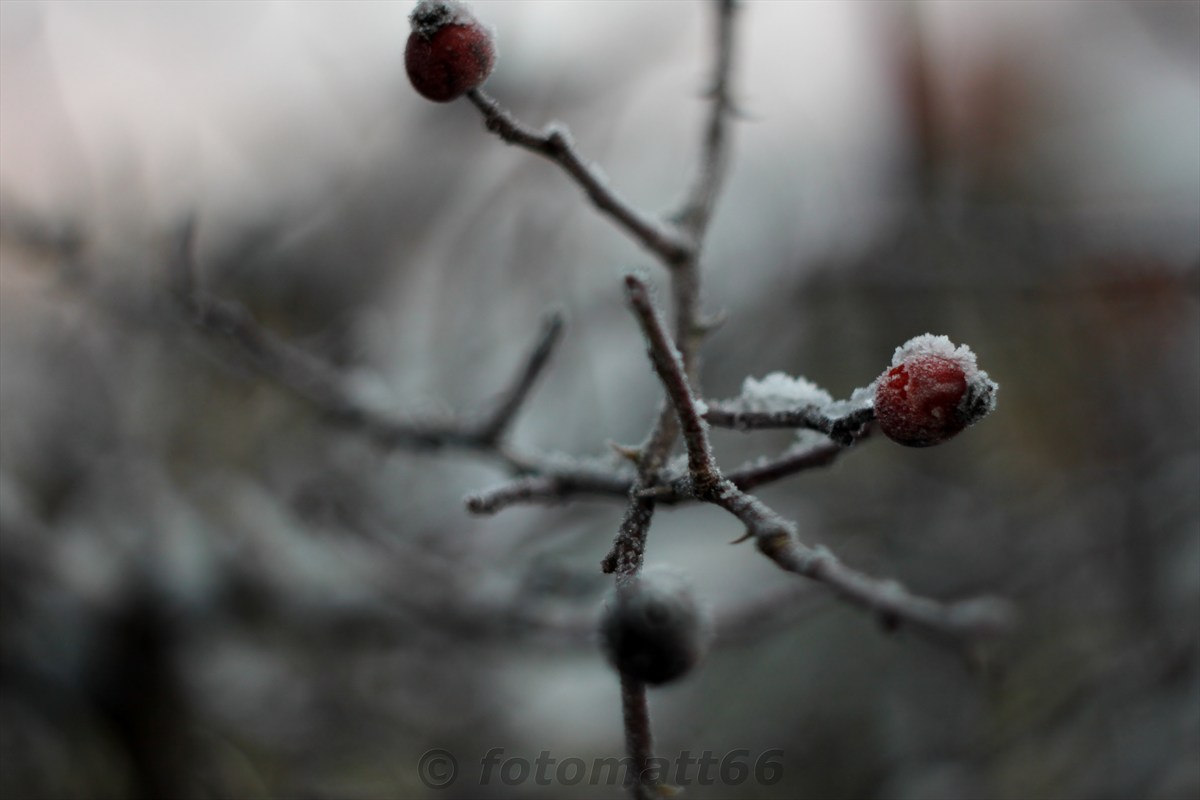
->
[[638, 434, 865, 502], [709, 466, 1013, 642], [465, 466, 634, 515], [753, 528, 1016, 641], [624, 274, 722, 495], [467, 431, 870, 513], [703, 372, 876, 445], [623, 272, 1012, 643], [601, 495, 657, 579], [721, 434, 866, 492], [464, 89, 693, 266]]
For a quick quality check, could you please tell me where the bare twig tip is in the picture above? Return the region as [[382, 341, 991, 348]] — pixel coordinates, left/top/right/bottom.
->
[[542, 307, 567, 333]]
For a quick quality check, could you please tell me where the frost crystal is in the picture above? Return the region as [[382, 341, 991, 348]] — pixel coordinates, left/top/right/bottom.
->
[[893, 333, 998, 416], [409, 0, 493, 40], [544, 121, 574, 147], [738, 372, 833, 412], [892, 334, 981, 378]]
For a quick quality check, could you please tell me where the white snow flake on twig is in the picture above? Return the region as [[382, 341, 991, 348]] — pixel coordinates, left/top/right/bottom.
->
[[738, 372, 833, 412]]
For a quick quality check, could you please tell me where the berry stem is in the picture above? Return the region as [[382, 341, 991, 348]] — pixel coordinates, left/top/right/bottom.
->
[[704, 401, 876, 445], [620, 673, 657, 800]]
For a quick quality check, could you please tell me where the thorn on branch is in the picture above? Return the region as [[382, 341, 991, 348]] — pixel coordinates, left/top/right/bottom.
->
[[608, 441, 643, 464]]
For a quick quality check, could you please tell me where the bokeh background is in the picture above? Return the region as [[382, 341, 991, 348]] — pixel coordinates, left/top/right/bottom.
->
[[2, 2, 1198, 799]]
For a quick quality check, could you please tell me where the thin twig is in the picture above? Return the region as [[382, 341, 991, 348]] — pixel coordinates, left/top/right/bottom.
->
[[675, 0, 738, 242], [465, 89, 693, 265], [639, 434, 865, 502], [704, 402, 876, 446], [624, 274, 722, 494], [601, 495, 656, 579], [723, 434, 865, 492], [754, 527, 1017, 641], [467, 432, 867, 512], [186, 291, 469, 447], [716, 450, 1013, 642], [465, 468, 634, 515], [668, 0, 739, 389], [472, 310, 564, 445]]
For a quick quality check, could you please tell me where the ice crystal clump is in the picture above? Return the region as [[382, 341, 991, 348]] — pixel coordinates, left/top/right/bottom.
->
[[739, 372, 833, 412], [890, 334, 986, 382]]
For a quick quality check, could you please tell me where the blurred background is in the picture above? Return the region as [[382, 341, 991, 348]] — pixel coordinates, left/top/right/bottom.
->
[[2, 1, 1198, 798]]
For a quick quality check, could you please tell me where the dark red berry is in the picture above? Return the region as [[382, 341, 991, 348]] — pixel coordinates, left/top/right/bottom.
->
[[405, 1, 495, 103], [599, 568, 712, 686], [873, 335, 997, 447]]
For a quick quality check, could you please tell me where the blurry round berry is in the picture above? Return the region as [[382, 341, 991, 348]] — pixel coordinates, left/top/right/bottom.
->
[[873, 334, 997, 447], [599, 567, 712, 686], [406, 0, 495, 103]]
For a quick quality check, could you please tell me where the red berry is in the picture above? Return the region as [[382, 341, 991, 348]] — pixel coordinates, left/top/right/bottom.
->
[[873, 335, 997, 447], [405, 1, 495, 103]]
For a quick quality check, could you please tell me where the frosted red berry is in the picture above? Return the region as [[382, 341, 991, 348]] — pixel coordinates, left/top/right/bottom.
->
[[406, 1, 495, 103], [873, 335, 997, 447]]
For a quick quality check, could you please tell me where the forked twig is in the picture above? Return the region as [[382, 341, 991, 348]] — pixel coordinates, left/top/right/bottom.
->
[[170, 223, 566, 458]]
